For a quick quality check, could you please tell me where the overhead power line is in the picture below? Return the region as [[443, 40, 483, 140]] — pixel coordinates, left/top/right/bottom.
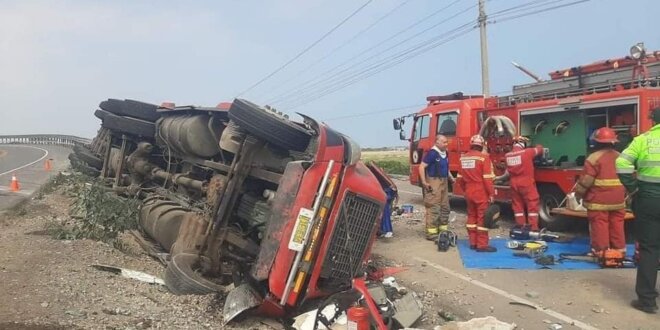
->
[[489, 0, 589, 23], [282, 23, 477, 110], [255, 0, 414, 100], [235, 0, 374, 97], [266, 0, 470, 105], [322, 103, 426, 121], [275, 0, 591, 110]]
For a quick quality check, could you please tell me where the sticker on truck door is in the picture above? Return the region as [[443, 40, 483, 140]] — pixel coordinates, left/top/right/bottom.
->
[[289, 208, 315, 251]]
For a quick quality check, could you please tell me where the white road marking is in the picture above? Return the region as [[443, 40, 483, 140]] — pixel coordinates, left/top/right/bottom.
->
[[399, 189, 422, 196], [0, 145, 49, 177], [414, 257, 599, 330]]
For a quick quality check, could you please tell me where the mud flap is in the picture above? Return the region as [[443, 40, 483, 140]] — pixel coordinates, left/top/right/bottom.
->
[[223, 283, 263, 324]]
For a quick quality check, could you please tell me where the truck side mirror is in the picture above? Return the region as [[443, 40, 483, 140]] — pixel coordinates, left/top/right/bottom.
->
[[399, 130, 407, 141], [393, 118, 401, 130]]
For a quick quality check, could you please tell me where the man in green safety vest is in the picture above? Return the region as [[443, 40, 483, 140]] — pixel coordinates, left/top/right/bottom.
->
[[616, 107, 660, 314]]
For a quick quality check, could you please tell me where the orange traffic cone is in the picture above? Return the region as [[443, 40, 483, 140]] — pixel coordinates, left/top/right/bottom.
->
[[44, 159, 52, 171], [9, 174, 20, 192]]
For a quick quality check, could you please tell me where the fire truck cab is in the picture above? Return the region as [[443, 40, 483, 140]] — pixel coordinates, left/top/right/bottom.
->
[[394, 43, 660, 231]]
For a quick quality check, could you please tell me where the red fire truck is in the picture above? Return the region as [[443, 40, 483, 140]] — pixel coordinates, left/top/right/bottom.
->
[[393, 43, 660, 230]]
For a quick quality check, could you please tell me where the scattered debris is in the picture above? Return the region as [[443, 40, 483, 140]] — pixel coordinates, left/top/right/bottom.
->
[[548, 324, 563, 330], [591, 306, 605, 314], [91, 264, 165, 285], [392, 291, 424, 328], [509, 301, 537, 310], [40, 302, 49, 308], [526, 291, 540, 299], [438, 309, 456, 322], [435, 316, 516, 330]]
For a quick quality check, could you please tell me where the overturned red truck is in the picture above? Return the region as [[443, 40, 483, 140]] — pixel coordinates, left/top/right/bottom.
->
[[71, 98, 392, 325], [394, 43, 660, 230]]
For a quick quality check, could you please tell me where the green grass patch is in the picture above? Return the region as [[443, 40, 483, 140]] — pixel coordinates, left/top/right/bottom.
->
[[362, 150, 409, 175]]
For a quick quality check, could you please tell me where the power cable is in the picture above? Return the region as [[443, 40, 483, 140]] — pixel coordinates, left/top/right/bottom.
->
[[279, 21, 477, 109], [266, 0, 470, 104], [235, 0, 374, 97], [322, 103, 426, 121], [256, 0, 414, 100], [277, 0, 590, 109]]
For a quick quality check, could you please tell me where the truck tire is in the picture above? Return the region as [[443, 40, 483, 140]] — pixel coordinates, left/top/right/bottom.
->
[[164, 253, 224, 295], [73, 145, 103, 170], [68, 153, 100, 177], [538, 184, 570, 232], [228, 99, 312, 152], [101, 112, 156, 139], [99, 99, 160, 122]]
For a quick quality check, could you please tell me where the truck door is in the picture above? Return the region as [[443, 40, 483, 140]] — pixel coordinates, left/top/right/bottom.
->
[[410, 114, 431, 185]]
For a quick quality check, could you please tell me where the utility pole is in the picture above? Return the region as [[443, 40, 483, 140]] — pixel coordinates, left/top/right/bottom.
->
[[478, 0, 490, 97]]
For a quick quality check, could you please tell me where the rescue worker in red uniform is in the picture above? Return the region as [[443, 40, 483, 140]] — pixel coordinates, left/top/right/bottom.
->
[[457, 135, 497, 252], [574, 127, 626, 255], [498, 136, 544, 231]]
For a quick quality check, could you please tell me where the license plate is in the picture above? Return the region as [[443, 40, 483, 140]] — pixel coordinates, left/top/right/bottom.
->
[[289, 208, 315, 251]]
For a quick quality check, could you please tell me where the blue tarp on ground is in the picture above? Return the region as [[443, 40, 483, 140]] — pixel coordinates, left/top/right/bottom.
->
[[456, 238, 636, 270]]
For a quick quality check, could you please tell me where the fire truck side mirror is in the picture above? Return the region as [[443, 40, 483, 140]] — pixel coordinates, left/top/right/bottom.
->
[[393, 118, 402, 130], [399, 130, 407, 141]]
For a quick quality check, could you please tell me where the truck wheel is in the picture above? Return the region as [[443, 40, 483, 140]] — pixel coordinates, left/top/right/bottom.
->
[[73, 145, 103, 170], [101, 111, 156, 139], [99, 99, 160, 122], [538, 184, 570, 232], [164, 253, 225, 295], [228, 99, 312, 152], [68, 153, 100, 177]]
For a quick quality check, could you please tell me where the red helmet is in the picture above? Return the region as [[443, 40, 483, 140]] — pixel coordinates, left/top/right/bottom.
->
[[470, 134, 485, 147], [592, 127, 619, 143]]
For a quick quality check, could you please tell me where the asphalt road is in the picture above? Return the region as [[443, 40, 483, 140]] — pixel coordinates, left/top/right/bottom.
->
[[0, 145, 71, 212], [372, 177, 658, 330]]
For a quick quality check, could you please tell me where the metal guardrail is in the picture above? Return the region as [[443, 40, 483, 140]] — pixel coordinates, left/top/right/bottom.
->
[[0, 134, 91, 148]]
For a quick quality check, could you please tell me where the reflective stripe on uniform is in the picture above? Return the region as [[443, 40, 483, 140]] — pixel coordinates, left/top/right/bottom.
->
[[461, 156, 485, 161], [483, 174, 495, 179], [616, 167, 635, 174], [583, 201, 626, 210], [466, 224, 477, 229], [514, 213, 524, 217], [618, 153, 636, 163], [528, 213, 538, 216], [427, 227, 439, 234], [593, 178, 623, 186], [638, 160, 660, 167], [477, 226, 489, 231], [638, 174, 660, 183]]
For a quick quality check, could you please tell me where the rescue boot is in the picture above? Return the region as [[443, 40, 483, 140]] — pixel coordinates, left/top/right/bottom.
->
[[476, 246, 497, 253], [631, 300, 658, 314]]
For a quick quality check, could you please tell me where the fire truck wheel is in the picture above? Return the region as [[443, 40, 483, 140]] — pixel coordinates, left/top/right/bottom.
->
[[164, 253, 225, 295], [538, 184, 570, 232], [228, 98, 312, 152]]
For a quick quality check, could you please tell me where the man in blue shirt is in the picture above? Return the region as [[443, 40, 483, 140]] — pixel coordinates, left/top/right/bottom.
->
[[419, 135, 455, 240]]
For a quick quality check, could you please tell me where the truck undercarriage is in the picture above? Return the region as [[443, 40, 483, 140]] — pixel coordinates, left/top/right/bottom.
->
[[70, 97, 388, 324]]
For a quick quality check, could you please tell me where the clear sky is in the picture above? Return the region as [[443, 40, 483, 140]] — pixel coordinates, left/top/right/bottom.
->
[[0, 0, 657, 148]]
